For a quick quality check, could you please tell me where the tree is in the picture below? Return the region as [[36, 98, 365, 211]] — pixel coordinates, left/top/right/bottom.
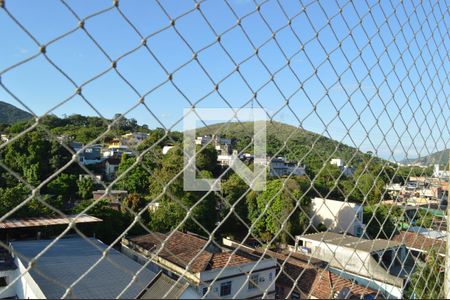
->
[[220, 173, 250, 235], [0, 184, 62, 218], [415, 210, 433, 229], [147, 145, 219, 235], [77, 176, 94, 200], [46, 173, 78, 200], [73, 200, 131, 244], [313, 164, 344, 199], [250, 179, 310, 244], [363, 205, 397, 239], [115, 154, 152, 195], [354, 173, 386, 204], [406, 250, 444, 299]]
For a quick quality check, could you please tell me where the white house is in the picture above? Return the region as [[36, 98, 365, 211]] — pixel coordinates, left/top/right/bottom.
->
[[330, 158, 354, 176], [295, 232, 413, 299], [433, 164, 450, 179], [122, 132, 149, 145], [309, 197, 365, 237], [268, 157, 306, 177], [162, 145, 174, 155], [0, 134, 10, 143], [121, 231, 277, 299]]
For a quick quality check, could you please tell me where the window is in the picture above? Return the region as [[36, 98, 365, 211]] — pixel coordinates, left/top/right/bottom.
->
[[202, 287, 208, 295], [0, 277, 7, 287], [248, 274, 259, 290], [220, 281, 232, 296], [292, 291, 300, 299]]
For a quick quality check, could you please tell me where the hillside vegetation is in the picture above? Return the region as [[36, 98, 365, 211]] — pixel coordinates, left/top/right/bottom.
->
[[401, 149, 449, 166], [0, 101, 33, 124], [195, 121, 377, 169]]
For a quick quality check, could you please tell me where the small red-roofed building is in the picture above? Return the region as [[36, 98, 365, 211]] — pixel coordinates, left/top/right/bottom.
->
[[121, 231, 277, 299]]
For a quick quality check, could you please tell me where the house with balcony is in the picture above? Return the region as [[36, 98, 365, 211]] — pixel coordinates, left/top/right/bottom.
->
[[295, 232, 414, 298], [222, 237, 379, 299], [269, 157, 305, 177], [121, 231, 277, 299]]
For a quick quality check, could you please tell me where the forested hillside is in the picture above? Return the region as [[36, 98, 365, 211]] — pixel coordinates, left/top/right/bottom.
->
[[196, 121, 378, 170], [0, 101, 33, 124]]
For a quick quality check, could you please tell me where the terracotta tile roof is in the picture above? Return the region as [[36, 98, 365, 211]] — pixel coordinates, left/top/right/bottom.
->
[[0, 214, 102, 229], [208, 252, 253, 269], [241, 247, 378, 299], [128, 231, 253, 273], [392, 231, 445, 255], [311, 269, 379, 299]]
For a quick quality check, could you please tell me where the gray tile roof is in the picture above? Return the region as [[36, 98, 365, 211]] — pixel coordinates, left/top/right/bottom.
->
[[139, 272, 190, 299], [299, 232, 402, 253], [11, 237, 156, 299]]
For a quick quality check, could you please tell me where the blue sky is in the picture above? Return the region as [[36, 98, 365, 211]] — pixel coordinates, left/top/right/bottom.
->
[[1, 0, 448, 161]]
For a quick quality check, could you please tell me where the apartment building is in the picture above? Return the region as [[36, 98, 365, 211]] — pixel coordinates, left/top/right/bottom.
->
[[295, 232, 414, 298]]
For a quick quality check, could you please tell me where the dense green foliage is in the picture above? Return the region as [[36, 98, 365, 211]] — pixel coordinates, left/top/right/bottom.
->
[[0, 114, 438, 247], [73, 200, 131, 244], [195, 121, 379, 171], [406, 250, 444, 299], [363, 204, 398, 239], [248, 179, 310, 244]]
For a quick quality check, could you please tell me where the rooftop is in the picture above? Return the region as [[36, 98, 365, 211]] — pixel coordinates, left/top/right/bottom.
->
[[125, 231, 254, 273], [11, 237, 156, 299], [0, 215, 102, 230], [392, 231, 446, 256], [225, 242, 377, 299], [92, 190, 128, 195], [298, 232, 402, 253], [138, 271, 190, 299]]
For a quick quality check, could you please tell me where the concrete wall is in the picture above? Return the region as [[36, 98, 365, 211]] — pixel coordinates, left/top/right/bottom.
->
[[0, 269, 17, 299], [199, 259, 277, 299], [310, 198, 363, 236], [13, 257, 46, 299]]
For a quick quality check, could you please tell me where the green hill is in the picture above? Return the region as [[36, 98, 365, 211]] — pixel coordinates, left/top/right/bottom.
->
[[0, 101, 33, 124], [195, 121, 377, 169], [401, 149, 449, 166]]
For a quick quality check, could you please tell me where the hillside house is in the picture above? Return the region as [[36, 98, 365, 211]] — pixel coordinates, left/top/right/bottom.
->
[[92, 190, 128, 210], [330, 158, 354, 177], [295, 232, 414, 298], [121, 231, 277, 299], [122, 132, 149, 145], [222, 238, 378, 299], [269, 157, 306, 177]]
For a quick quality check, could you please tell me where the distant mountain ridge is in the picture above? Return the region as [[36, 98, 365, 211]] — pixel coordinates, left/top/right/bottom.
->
[[400, 149, 449, 166], [0, 101, 33, 124]]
